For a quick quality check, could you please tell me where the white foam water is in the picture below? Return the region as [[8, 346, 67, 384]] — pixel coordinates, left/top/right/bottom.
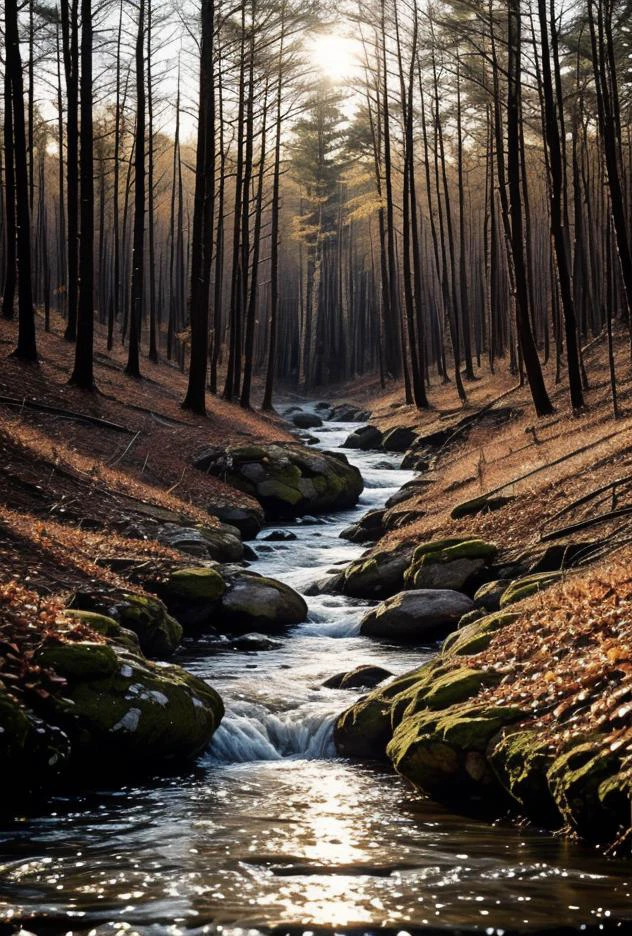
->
[[206, 702, 336, 764]]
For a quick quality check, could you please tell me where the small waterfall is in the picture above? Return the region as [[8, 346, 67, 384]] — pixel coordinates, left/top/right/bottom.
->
[[206, 702, 336, 764]]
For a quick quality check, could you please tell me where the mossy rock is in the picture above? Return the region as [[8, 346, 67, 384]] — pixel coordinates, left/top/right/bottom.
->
[[343, 549, 412, 599], [162, 567, 226, 602], [547, 740, 626, 840], [412, 539, 467, 563], [392, 666, 502, 725], [451, 495, 514, 520], [334, 663, 435, 759], [38, 642, 224, 773], [220, 573, 308, 631], [499, 572, 562, 608], [428, 540, 498, 564], [63, 609, 142, 654], [387, 702, 525, 803], [441, 610, 520, 657], [489, 729, 562, 826], [67, 593, 183, 659], [473, 580, 510, 613], [36, 642, 120, 680]]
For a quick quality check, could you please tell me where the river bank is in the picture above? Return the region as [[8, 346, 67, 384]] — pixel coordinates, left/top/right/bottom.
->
[[1, 321, 632, 932]]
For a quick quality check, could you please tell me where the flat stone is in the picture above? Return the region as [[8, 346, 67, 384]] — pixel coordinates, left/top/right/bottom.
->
[[360, 589, 475, 641]]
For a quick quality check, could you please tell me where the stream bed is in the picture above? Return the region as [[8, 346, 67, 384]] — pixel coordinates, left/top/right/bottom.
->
[[1, 414, 631, 935]]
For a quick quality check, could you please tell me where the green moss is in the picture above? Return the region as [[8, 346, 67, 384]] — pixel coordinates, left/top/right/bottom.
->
[[36, 643, 120, 680], [413, 538, 466, 562], [387, 702, 525, 800], [164, 567, 226, 602], [489, 730, 562, 825], [499, 572, 562, 608], [257, 479, 303, 505], [442, 611, 520, 657], [547, 740, 623, 840], [63, 609, 141, 654]]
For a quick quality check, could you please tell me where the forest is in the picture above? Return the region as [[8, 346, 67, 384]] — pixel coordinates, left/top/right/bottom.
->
[[1, 0, 632, 932], [2, 0, 631, 415]]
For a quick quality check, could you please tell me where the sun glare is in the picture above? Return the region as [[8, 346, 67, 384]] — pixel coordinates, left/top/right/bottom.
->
[[308, 32, 359, 82]]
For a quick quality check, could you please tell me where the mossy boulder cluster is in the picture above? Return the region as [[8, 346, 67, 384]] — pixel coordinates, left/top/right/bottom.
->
[[195, 442, 363, 520], [150, 565, 308, 635], [335, 608, 631, 845], [1, 620, 224, 796]]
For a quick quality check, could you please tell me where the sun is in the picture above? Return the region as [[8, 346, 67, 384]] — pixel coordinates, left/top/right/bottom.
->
[[308, 32, 359, 82]]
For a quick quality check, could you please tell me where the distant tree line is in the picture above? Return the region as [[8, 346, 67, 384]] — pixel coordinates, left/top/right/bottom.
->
[[1, 0, 631, 416]]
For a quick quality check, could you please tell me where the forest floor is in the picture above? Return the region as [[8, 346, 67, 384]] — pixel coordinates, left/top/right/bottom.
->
[[0, 312, 292, 595]]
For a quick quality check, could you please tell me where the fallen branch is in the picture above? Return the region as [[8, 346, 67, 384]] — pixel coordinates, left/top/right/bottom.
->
[[541, 473, 632, 529], [471, 428, 624, 501], [107, 429, 142, 467], [0, 395, 130, 433], [540, 506, 632, 541]]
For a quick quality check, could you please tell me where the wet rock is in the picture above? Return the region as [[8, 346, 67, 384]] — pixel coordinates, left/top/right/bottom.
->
[[489, 729, 562, 826], [212, 504, 264, 540], [260, 530, 297, 542], [340, 509, 385, 544], [219, 571, 308, 632], [323, 665, 393, 690], [157, 522, 244, 562], [67, 591, 183, 659], [226, 632, 283, 652], [343, 425, 383, 450], [547, 740, 629, 841], [303, 572, 345, 596], [381, 426, 418, 453], [334, 660, 501, 760], [329, 403, 371, 422], [195, 443, 363, 520], [387, 701, 525, 803], [34, 642, 224, 774], [334, 665, 430, 758], [343, 548, 413, 599], [360, 589, 474, 642], [292, 411, 323, 429], [151, 567, 226, 633]]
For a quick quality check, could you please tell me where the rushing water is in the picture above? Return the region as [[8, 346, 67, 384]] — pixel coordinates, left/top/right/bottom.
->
[[1, 409, 631, 935]]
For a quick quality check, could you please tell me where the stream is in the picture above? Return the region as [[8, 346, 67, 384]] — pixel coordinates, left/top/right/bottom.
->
[[1, 411, 631, 935]]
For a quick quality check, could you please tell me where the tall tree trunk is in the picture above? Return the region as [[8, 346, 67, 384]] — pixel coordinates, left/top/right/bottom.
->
[[70, 0, 95, 388], [125, 0, 145, 379], [6, 0, 37, 361], [183, 0, 215, 413]]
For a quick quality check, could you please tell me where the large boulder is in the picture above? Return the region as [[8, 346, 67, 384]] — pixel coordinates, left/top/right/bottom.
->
[[334, 660, 501, 760], [156, 522, 244, 562], [67, 591, 183, 658], [292, 411, 323, 429], [404, 538, 498, 593], [343, 548, 413, 599], [381, 426, 418, 452], [441, 609, 520, 657], [343, 426, 383, 450], [219, 571, 307, 631], [329, 403, 371, 422], [211, 504, 264, 540], [387, 701, 525, 803], [195, 443, 363, 520], [33, 641, 224, 775], [360, 589, 474, 641], [147, 566, 226, 633]]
